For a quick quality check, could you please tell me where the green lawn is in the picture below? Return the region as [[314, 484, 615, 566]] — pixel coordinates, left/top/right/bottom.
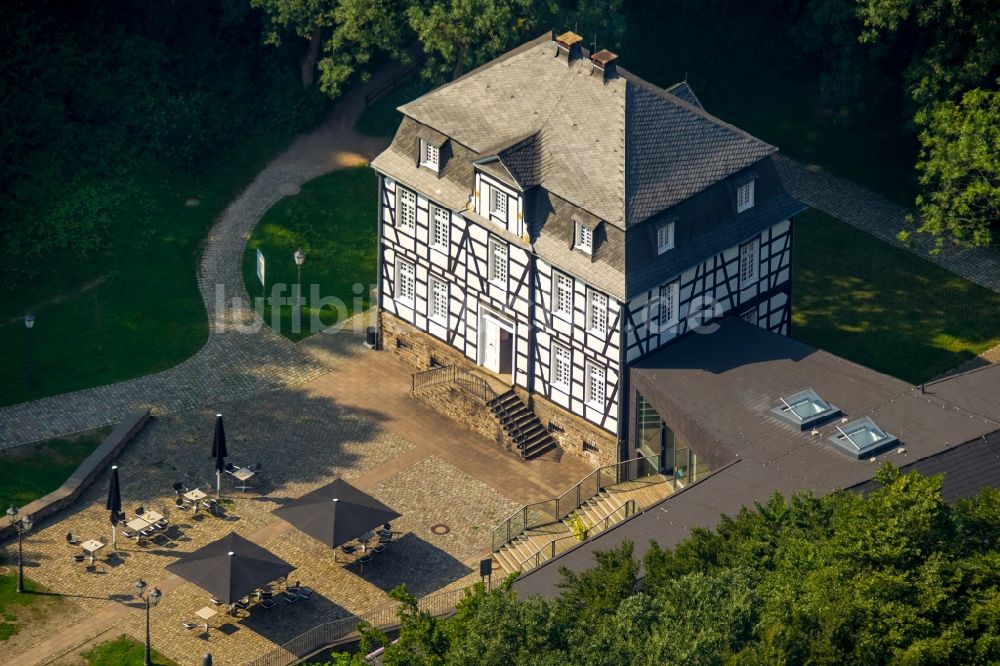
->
[[0, 131, 303, 408], [354, 77, 434, 138], [0, 574, 59, 642], [242, 167, 379, 341], [792, 210, 1000, 383], [82, 634, 178, 666], [0, 429, 109, 510]]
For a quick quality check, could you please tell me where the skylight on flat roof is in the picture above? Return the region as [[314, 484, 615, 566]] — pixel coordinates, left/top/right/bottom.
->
[[827, 417, 899, 459], [771, 388, 841, 430]]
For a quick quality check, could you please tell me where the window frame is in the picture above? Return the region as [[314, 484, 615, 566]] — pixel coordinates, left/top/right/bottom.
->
[[420, 139, 440, 172], [736, 180, 755, 213], [491, 188, 507, 217], [656, 221, 675, 255], [398, 187, 417, 231], [553, 272, 573, 318], [552, 344, 571, 390], [396, 259, 415, 304], [431, 205, 449, 249], [739, 238, 759, 288], [587, 289, 608, 335], [488, 238, 508, 286], [430, 276, 448, 323], [659, 279, 679, 328], [575, 221, 594, 254], [585, 361, 606, 406]]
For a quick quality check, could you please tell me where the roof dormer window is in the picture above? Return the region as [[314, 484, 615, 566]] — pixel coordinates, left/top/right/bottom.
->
[[737, 180, 755, 213], [575, 220, 593, 254], [656, 221, 675, 254], [420, 139, 439, 172]]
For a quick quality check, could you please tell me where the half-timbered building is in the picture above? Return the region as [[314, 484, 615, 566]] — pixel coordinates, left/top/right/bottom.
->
[[371, 31, 805, 468]]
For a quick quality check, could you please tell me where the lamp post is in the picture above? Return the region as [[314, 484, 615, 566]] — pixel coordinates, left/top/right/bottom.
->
[[6, 506, 33, 593], [134, 579, 162, 666], [293, 249, 305, 331], [24, 313, 34, 389]]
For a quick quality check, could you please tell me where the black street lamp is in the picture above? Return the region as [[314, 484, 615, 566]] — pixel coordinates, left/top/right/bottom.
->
[[134, 579, 162, 666], [24, 313, 34, 389], [6, 506, 33, 593], [294, 249, 305, 329]]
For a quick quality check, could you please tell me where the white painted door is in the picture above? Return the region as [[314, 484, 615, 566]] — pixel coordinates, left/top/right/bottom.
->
[[482, 319, 500, 373]]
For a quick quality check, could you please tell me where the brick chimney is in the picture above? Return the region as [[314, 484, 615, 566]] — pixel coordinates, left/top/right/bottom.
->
[[555, 31, 583, 65], [590, 49, 618, 83]]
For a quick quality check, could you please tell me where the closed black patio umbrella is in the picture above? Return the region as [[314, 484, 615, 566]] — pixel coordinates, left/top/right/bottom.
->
[[212, 413, 228, 498], [106, 465, 122, 549], [272, 478, 400, 550], [165, 532, 294, 605]]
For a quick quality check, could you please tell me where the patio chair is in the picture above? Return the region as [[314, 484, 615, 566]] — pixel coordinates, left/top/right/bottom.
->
[[202, 498, 218, 515], [172, 482, 187, 497], [258, 598, 276, 614], [72, 554, 86, 564], [121, 527, 139, 541], [373, 543, 386, 555], [337, 544, 357, 563], [175, 497, 190, 511], [234, 596, 251, 611], [135, 506, 145, 516], [182, 622, 198, 630], [66, 532, 80, 545], [249, 462, 262, 473], [359, 553, 373, 573], [288, 581, 313, 599], [224, 462, 239, 474], [210, 596, 223, 606], [283, 591, 298, 604]]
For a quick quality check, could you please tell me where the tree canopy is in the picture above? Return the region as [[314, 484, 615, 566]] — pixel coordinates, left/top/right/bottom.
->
[[326, 466, 1000, 664]]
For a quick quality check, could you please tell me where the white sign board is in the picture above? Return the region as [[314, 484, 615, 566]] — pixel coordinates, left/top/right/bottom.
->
[[256, 249, 266, 287]]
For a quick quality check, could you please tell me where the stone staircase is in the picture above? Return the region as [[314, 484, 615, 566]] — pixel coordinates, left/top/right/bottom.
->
[[487, 389, 557, 459], [493, 474, 672, 575]]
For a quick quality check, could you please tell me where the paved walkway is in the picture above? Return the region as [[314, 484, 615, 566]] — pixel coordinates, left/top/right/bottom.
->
[[3, 334, 591, 666], [775, 155, 1000, 294], [0, 63, 403, 450]]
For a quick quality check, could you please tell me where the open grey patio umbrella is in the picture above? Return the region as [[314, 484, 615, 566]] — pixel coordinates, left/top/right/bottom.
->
[[272, 478, 400, 549], [212, 413, 228, 498], [106, 465, 122, 549], [165, 532, 294, 605]]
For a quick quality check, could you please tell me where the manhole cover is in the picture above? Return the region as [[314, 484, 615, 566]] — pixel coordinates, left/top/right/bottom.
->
[[430, 523, 450, 536], [278, 182, 301, 196]]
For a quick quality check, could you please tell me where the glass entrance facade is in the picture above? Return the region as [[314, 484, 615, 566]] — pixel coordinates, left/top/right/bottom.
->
[[636, 393, 709, 484]]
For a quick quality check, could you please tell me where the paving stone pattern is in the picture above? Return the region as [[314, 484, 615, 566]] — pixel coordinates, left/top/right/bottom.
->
[[775, 155, 1000, 294]]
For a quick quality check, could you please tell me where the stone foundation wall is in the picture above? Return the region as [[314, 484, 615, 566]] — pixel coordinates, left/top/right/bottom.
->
[[524, 391, 618, 468], [379, 310, 469, 371], [411, 385, 511, 452], [380, 310, 619, 468]]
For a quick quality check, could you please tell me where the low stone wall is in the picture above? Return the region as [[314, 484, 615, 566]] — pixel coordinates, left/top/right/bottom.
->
[[522, 390, 618, 467], [0, 409, 151, 542], [411, 384, 509, 451], [381, 311, 616, 468]]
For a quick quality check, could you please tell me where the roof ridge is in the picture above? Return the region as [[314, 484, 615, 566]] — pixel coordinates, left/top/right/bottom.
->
[[398, 31, 553, 120], [619, 65, 776, 152]]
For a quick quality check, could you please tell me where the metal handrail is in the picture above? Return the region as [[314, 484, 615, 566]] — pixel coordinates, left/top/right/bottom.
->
[[243, 584, 470, 666], [492, 454, 661, 551], [411, 365, 527, 451], [515, 499, 637, 572]]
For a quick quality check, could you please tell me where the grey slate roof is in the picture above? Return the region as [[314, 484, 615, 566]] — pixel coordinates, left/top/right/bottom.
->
[[513, 321, 1000, 598], [665, 81, 704, 110], [398, 34, 775, 228]]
